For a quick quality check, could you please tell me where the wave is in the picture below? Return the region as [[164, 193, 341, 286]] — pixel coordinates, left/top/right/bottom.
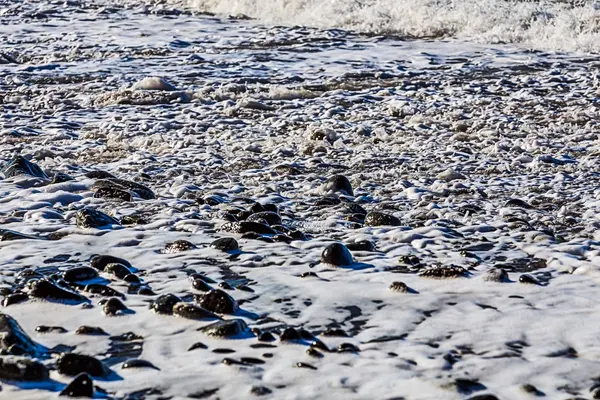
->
[[187, 0, 600, 52]]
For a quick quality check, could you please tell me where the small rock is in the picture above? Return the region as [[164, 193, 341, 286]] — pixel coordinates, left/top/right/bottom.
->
[[1, 155, 48, 179], [0, 357, 49, 381], [57, 353, 109, 377], [161, 240, 196, 254], [59, 373, 94, 398], [419, 266, 470, 279], [90, 255, 132, 272], [210, 237, 239, 252], [76, 208, 120, 229], [197, 289, 238, 314], [321, 175, 353, 196], [122, 359, 159, 370], [389, 281, 410, 293], [28, 279, 88, 303], [364, 211, 401, 227], [63, 267, 98, 282], [321, 243, 353, 267], [150, 294, 181, 315], [173, 302, 219, 320], [103, 297, 128, 315], [198, 319, 248, 338]]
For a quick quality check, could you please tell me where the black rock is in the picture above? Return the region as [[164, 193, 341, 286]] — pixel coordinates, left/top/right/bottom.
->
[[247, 212, 282, 226], [190, 277, 213, 292], [122, 359, 159, 370], [0, 229, 41, 241], [120, 215, 147, 225], [389, 281, 410, 293], [150, 294, 181, 315], [321, 175, 353, 196], [250, 385, 272, 396], [210, 237, 239, 252], [322, 328, 348, 337], [342, 202, 367, 215], [0, 313, 47, 357], [258, 332, 276, 342], [218, 282, 233, 290], [419, 266, 470, 279], [364, 211, 401, 227], [280, 328, 301, 342], [105, 263, 132, 280], [59, 372, 94, 398], [198, 289, 238, 314], [295, 362, 317, 370], [173, 302, 219, 321], [90, 255, 132, 272], [1, 155, 48, 179], [188, 342, 208, 351], [220, 221, 276, 235], [76, 208, 120, 229], [162, 240, 196, 254], [57, 353, 109, 377], [93, 187, 133, 202], [3, 292, 29, 307], [93, 178, 155, 200], [198, 319, 248, 338], [28, 279, 88, 303], [310, 339, 330, 352], [123, 274, 141, 284], [103, 297, 128, 315], [75, 326, 108, 336], [84, 284, 125, 299], [0, 357, 49, 381], [63, 267, 98, 282], [321, 243, 353, 266], [338, 343, 360, 353], [36, 325, 67, 334], [315, 196, 341, 207], [306, 348, 324, 358], [519, 274, 540, 285], [85, 171, 115, 179], [345, 240, 375, 252], [52, 172, 74, 184]]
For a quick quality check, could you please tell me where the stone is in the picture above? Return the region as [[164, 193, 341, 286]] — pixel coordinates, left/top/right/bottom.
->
[[321, 243, 353, 266]]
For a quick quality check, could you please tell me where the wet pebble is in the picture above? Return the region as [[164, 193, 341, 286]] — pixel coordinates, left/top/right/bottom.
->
[[0, 155, 47, 179], [197, 289, 238, 314], [105, 263, 132, 280], [28, 279, 88, 303], [389, 281, 410, 293], [173, 302, 219, 320], [162, 240, 197, 254], [419, 266, 470, 279], [150, 294, 181, 315], [0, 357, 49, 381], [76, 326, 108, 336], [76, 208, 120, 229], [59, 372, 94, 398], [90, 255, 132, 272], [63, 267, 98, 282], [364, 211, 401, 227], [198, 319, 248, 338], [103, 297, 128, 315], [122, 359, 159, 370], [321, 175, 353, 196], [57, 353, 109, 377], [321, 243, 353, 266], [250, 385, 272, 396], [220, 221, 276, 235], [36, 325, 67, 333], [210, 237, 240, 252], [188, 342, 208, 351]]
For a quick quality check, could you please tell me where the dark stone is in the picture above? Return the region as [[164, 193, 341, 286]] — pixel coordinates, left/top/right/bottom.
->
[[212, 348, 236, 354], [247, 212, 282, 226], [198, 319, 248, 338], [240, 357, 264, 365], [295, 362, 317, 370], [150, 294, 182, 315], [322, 328, 348, 337], [90, 255, 132, 272], [75, 326, 108, 336], [1, 155, 48, 179], [93, 187, 133, 202], [173, 302, 219, 321], [188, 342, 208, 351], [466, 396, 500, 400], [321, 243, 353, 266], [505, 199, 533, 209], [36, 325, 67, 334], [190, 274, 216, 284], [364, 211, 401, 227], [162, 240, 196, 254], [315, 196, 341, 207], [306, 348, 323, 358], [218, 282, 233, 290], [0, 229, 41, 241], [190, 277, 213, 292], [322, 175, 353, 196], [93, 178, 155, 200], [103, 297, 128, 315], [3, 292, 29, 307], [57, 353, 109, 377], [137, 287, 155, 296], [0, 357, 49, 381], [120, 215, 147, 225], [210, 237, 239, 252], [250, 385, 272, 396], [123, 274, 141, 284], [85, 171, 115, 179], [63, 267, 98, 282], [419, 266, 470, 279], [122, 359, 159, 370], [0, 313, 47, 357], [52, 172, 74, 184], [84, 284, 125, 299], [105, 263, 132, 280], [258, 332, 276, 342], [28, 279, 88, 303], [280, 328, 301, 342], [59, 372, 94, 398], [345, 240, 375, 252], [310, 340, 330, 352], [198, 289, 238, 314], [338, 343, 360, 353], [76, 208, 120, 228], [220, 221, 276, 235], [519, 274, 539, 285], [342, 202, 367, 215], [389, 281, 410, 293]]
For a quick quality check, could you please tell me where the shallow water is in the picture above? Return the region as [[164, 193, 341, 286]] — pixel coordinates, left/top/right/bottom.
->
[[2, 0, 600, 399]]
